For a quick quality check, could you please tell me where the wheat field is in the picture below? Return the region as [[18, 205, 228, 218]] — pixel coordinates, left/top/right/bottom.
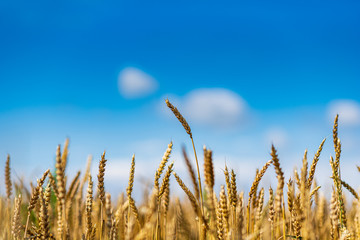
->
[[1, 99, 359, 240]]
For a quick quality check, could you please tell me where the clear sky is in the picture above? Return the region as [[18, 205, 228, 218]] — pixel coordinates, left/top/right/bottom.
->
[[0, 0, 359, 196]]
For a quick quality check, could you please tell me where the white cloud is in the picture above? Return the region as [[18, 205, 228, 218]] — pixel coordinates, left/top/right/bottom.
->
[[118, 67, 158, 98], [264, 127, 288, 148], [327, 99, 360, 126], [176, 88, 247, 128], [102, 157, 157, 182]]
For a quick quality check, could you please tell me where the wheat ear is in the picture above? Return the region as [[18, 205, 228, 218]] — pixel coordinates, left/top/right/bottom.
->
[[268, 187, 275, 239], [166, 99, 204, 216], [24, 169, 50, 239], [11, 194, 22, 239], [182, 146, 200, 201], [307, 138, 326, 188], [203, 146, 214, 190], [159, 162, 174, 199], [97, 151, 107, 240], [97, 151, 107, 203], [173, 172, 199, 216], [86, 174, 94, 239], [271, 144, 284, 220], [39, 184, 51, 239], [126, 154, 140, 228], [339, 179, 358, 200], [247, 159, 272, 234], [5, 154, 12, 200], [155, 141, 173, 190]]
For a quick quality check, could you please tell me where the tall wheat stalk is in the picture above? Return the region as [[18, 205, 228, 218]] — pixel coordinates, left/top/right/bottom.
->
[[165, 99, 204, 217]]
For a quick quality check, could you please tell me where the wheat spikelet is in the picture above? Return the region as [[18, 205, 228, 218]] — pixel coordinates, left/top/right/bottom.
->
[[330, 189, 339, 239], [340, 227, 352, 240], [287, 179, 294, 214], [300, 149, 308, 188], [330, 156, 347, 228], [230, 169, 238, 207], [114, 194, 126, 239], [5, 154, 12, 200], [79, 155, 92, 200], [333, 114, 339, 150], [223, 165, 231, 202], [48, 172, 59, 200], [55, 145, 66, 237], [356, 215, 360, 240], [165, 99, 192, 138], [219, 185, 229, 237], [86, 174, 94, 238], [125, 154, 141, 229], [203, 146, 214, 190], [333, 115, 342, 171], [109, 219, 118, 240], [127, 154, 135, 199], [249, 159, 272, 203], [159, 162, 174, 199], [26, 170, 51, 239], [247, 160, 272, 234], [155, 142, 173, 190], [173, 172, 199, 215], [61, 138, 69, 171], [254, 188, 264, 237], [294, 169, 301, 190], [313, 181, 320, 210], [66, 170, 81, 201], [307, 138, 326, 188], [268, 187, 275, 238], [271, 145, 284, 218], [55, 145, 66, 210], [11, 194, 22, 239], [128, 197, 141, 227], [292, 198, 302, 239], [28, 169, 50, 211], [162, 181, 170, 219], [56, 181, 65, 236], [236, 192, 244, 240], [96, 151, 107, 240], [97, 151, 107, 204], [299, 149, 310, 231], [339, 179, 359, 200], [105, 193, 112, 238], [182, 146, 200, 201], [217, 187, 225, 240], [39, 185, 51, 239], [309, 186, 321, 201]]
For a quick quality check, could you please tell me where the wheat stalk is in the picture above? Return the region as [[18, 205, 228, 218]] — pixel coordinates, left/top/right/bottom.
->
[[165, 99, 204, 217]]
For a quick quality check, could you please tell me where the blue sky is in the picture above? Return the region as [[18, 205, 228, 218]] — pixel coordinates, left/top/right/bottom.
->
[[0, 0, 360, 196]]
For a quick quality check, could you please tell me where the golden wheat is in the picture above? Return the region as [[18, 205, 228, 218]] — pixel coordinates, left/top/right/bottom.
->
[[1, 112, 360, 240]]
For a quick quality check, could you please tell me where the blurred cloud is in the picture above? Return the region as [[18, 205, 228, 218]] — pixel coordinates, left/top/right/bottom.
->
[[179, 88, 247, 128], [104, 159, 139, 181], [328, 99, 360, 126], [118, 67, 158, 98], [264, 127, 288, 148]]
